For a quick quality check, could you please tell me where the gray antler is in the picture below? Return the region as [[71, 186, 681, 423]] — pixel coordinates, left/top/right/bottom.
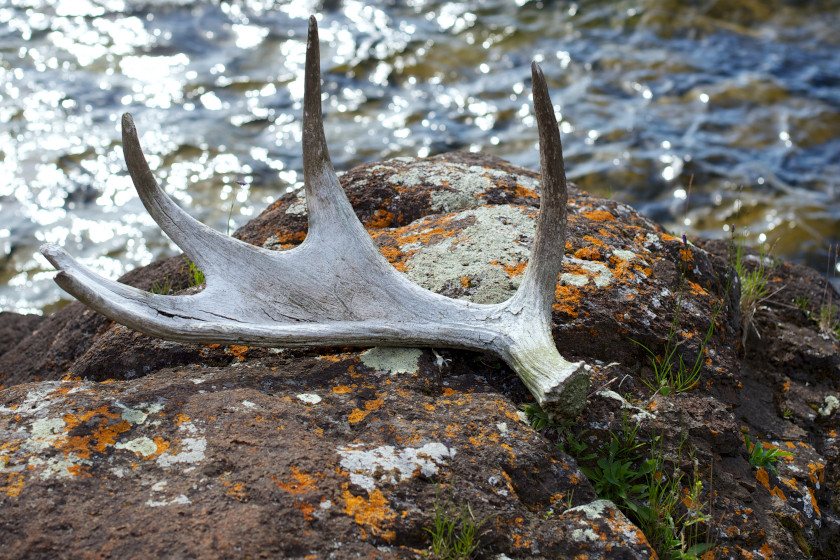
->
[[40, 16, 589, 418]]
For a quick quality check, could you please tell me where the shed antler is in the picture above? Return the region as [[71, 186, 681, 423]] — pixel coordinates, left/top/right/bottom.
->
[[40, 17, 589, 418]]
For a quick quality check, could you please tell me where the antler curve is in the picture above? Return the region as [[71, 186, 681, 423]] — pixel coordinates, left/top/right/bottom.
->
[[40, 16, 589, 418]]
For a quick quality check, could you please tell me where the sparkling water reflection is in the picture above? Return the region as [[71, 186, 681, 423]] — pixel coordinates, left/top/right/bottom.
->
[[2, 0, 839, 313]]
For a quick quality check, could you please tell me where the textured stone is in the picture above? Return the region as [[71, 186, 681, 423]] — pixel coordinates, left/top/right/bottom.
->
[[3, 153, 840, 558]]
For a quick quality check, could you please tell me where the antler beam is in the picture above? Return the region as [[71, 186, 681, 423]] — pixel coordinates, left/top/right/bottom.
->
[[40, 16, 590, 419]]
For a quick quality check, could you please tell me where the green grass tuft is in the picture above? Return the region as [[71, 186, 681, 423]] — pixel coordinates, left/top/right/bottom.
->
[[424, 486, 487, 560]]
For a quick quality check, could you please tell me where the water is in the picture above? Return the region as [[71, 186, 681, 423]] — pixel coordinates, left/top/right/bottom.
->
[[2, 0, 840, 314]]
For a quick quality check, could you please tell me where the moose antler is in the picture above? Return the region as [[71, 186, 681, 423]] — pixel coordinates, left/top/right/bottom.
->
[[40, 16, 589, 418]]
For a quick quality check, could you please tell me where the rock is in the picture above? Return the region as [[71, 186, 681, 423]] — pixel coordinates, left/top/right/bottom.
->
[[0, 255, 199, 387], [0, 354, 654, 559], [0, 312, 44, 361], [2, 152, 840, 557]]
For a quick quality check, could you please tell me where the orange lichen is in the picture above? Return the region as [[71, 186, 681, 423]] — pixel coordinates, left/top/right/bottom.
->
[[756, 467, 770, 489], [367, 209, 396, 228], [510, 534, 531, 549], [63, 405, 119, 430], [553, 284, 582, 318], [365, 398, 384, 411], [348, 409, 369, 424], [460, 276, 472, 288], [228, 345, 249, 361], [581, 210, 616, 222], [687, 280, 708, 296], [378, 245, 407, 272], [573, 247, 601, 261], [174, 414, 190, 426], [394, 218, 460, 247], [513, 184, 539, 199], [807, 487, 821, 517], [60, 406, 131, 460], [150, 437, 170, 458], [679, 246, 694, 263], [808, 462, 825, 484], [342, 488, 397, 541], [66, 464, 91, 478], [274, 466, 319, 494], [294, 501, 316, 520], [333, 385, 352, 394], [770, 486, 787, 501], [491, 260, 527, 278], [582, 235, 609, 249], [1, 472, 24, 498], [271, 229, 306, 248], [223, 480, 247, 501]]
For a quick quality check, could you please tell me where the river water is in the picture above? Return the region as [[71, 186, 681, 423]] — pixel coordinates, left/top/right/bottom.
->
[[2, 0, 839, 313]]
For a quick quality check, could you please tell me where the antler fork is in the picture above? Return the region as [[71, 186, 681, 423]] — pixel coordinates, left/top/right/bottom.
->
[[40, 16, 589, 418]]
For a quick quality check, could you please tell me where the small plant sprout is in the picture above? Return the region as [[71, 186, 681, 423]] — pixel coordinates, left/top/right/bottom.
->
[[793, 295, 810, 314], [632, 235, 726, 397], [731, 230, 771, 346], [149, 258, 205, 295], [186, 257, 205, 287], [150, 274, 175, 295], [520, 402, 555, 431], [817, 302, 839, 339], [425, 485, 488, 560], [743, 433, 792, 476]]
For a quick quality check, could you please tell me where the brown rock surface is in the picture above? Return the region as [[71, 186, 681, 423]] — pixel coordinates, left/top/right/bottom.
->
[[0, 311, 44, 360], [2, 153, 840, 558], [0, 350, 656, 559]]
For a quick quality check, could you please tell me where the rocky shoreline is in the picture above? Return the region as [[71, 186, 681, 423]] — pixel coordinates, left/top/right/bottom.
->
[[2, 153, 839, 558]]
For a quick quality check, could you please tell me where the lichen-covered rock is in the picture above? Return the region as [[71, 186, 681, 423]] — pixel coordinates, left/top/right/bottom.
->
[[0, 351, 655, 559], [2, 152, 840, 558], [240, 152, 741, 400]]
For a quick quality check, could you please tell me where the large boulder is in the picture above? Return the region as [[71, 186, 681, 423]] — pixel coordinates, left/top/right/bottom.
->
[[2, 152, 839, 558]]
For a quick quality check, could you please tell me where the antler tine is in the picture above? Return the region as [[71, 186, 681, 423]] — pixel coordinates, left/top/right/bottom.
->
[[121, 113, 248, 279], [509, 62, 568, 317], [300, 16, 378, 249], [39, 243, 218, 328]]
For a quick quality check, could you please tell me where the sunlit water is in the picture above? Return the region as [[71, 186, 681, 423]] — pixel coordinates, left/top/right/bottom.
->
[[2, 0, 840, 314]]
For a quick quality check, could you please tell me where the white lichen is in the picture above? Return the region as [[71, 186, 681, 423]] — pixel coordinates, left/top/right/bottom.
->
[[147, 494, 191, 507], [285, 188, 307, 216], [296, 393, 322, 405], [400, 205, 536, 304], [595, 390, 656, 423], [337, 442, 455, 492], [116, 437, 158, 457], [566, 499, 613, 520], [818, 395, 839, 417], [360, 347, 423, 375]]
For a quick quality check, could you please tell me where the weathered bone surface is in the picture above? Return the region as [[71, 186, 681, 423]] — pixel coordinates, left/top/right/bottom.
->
[[40, 16, 590, 418]]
